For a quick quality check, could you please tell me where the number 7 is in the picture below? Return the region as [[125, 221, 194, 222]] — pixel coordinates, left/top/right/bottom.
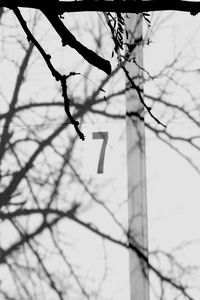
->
[[92, 131, 108, 174]]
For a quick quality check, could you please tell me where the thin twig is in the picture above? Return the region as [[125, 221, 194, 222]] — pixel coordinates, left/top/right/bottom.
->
[[123, 65, 166, 127]]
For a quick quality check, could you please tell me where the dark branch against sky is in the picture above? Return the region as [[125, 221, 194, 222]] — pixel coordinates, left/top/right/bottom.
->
[[2, 0, 199, 138], [1, 1, 200, 15]]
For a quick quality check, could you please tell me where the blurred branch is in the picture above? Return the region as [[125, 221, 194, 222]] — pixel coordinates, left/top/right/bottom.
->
[[0, 42, 34, 163], [50, 229, 92, 300], [0, 207, 194, 300]]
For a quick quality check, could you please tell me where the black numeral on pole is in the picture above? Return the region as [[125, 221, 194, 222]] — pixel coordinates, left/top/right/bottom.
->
[[92, 131, 108, 174]]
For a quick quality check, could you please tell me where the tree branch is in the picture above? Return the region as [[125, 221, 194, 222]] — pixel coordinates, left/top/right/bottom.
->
[[12, 7, 85, 140], [41, 7, 111, 75], [2, 1, 200, 15], [0, 208, 195, 300]]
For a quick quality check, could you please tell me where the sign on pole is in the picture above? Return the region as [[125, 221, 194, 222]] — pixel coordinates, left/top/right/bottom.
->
[[125, 12, 150, 300]]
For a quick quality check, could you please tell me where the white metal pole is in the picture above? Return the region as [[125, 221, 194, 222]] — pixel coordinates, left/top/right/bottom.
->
[[125, 11, 149, 300]]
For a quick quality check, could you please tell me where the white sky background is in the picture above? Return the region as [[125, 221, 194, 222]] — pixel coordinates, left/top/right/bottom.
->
[[144, 11, 200, 299]]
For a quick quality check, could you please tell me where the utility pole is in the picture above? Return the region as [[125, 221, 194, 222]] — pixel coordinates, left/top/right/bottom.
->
[[125, 11, 149, 300]]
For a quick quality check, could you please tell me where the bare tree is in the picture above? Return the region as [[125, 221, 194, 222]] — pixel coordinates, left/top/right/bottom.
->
[[0, 3, 200, 300]]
